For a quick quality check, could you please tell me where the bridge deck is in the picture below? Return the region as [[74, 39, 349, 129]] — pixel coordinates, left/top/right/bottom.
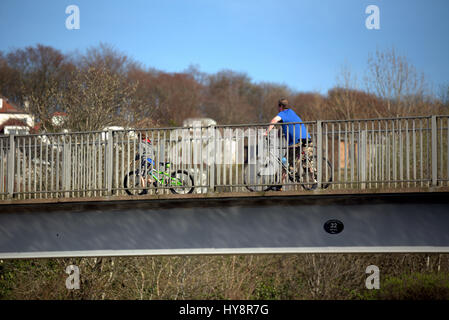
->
[[1, 188, 449, 259], [1, 186, 449, 206]]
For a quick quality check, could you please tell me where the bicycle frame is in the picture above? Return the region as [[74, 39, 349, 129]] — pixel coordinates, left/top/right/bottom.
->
[[140, 159, 184, 187], [264, 145, 311, 179]]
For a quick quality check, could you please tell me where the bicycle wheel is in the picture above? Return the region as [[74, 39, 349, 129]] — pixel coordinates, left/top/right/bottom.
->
[[243, 162, 278, 192], [170, 170, 195, 194], [124, 170, 148, 195], [320, 157, 333, 189], [295, 156, 332, 190]]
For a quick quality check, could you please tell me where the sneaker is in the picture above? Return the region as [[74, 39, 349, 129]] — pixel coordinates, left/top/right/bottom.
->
[[272, 186, 283, 191]]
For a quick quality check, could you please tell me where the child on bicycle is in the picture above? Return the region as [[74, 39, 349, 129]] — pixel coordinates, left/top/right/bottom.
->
[[138, 133, 155, 186]]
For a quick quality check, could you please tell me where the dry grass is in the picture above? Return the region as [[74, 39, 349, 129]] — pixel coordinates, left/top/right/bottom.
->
[[1, 253, 448, 300]]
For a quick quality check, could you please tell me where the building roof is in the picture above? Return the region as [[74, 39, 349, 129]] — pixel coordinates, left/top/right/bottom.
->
[[0, 119, 29, 131], [0, 96, 27, 114]]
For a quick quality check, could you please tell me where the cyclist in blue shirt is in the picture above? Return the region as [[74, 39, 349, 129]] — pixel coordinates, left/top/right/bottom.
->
[[265, 98, 311, 190], [266, 98, 310, 144]]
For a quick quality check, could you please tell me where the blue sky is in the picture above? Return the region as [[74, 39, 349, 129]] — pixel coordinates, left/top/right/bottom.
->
[[0, 0, 448, 94]]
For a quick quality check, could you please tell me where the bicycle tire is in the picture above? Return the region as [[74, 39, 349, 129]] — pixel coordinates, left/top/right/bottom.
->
[[243, 162, 278, 192], [293, 156, 332, 190], [320, 157, 333, 189], [169, 170, 195, 194], [124, 170, 148, 195]]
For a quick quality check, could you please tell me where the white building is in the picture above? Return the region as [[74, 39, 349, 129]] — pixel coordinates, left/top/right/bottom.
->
[[0, 96, 35, 135], [183, 118, 217, 128]]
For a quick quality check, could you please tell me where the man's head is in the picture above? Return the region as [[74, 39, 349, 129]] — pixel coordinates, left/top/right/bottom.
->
[[278, 98, 289, 111]]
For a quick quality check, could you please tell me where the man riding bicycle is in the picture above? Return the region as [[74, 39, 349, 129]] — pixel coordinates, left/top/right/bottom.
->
[[265, 98, 311, 190]]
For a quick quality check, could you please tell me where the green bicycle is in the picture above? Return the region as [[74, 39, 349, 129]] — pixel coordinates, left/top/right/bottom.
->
[[124, 157, 195, 195]]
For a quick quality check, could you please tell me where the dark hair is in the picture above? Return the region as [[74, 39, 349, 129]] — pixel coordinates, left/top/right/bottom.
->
[[278, 98, 289, 109]]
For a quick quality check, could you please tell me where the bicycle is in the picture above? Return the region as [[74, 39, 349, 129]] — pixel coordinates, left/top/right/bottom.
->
[[244, 139, 332, 192], [123, 153, 195, 196]]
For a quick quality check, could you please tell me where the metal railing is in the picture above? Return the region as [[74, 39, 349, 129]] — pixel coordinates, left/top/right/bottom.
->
[[0, 115, 448, 200]]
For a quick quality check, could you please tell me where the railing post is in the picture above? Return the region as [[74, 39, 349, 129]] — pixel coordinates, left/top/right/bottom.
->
[[209, 125, 215, 193], [106, 129, 113, 195], [431, 115, 438, 187], [62, 135, 71, 197], [360, 130, 367, 189], [317, 121, 322, 189], [7, 134, 15, 198]]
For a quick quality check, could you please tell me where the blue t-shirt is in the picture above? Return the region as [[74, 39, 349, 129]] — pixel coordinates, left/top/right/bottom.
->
[[277, 108, 310, 145]]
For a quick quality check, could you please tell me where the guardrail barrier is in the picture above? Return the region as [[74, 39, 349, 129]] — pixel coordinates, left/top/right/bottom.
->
[[1, 115, 448, 200]]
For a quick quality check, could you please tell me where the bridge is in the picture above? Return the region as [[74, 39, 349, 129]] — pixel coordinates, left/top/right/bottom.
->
[[1, 115, 448, 258]]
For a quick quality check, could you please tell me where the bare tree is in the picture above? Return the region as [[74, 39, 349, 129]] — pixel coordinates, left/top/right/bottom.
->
[[79, 42, 136, 75], [251, 82, 291, 123], [203, 70, 257, 124], [0, 51, 22, 102], [4, 44, 74, 132], [290, 92, 326, 121], [437, 84, 449, 113], [151, 72, 203, 126], [125, 68, 203, 127], [365, 47, 427, 116], [329, 65, 362, 119], [60, 66, 138, 132]]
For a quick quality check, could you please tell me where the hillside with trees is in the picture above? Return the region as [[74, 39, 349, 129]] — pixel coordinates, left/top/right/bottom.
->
[[1, 43, 448, 132]]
